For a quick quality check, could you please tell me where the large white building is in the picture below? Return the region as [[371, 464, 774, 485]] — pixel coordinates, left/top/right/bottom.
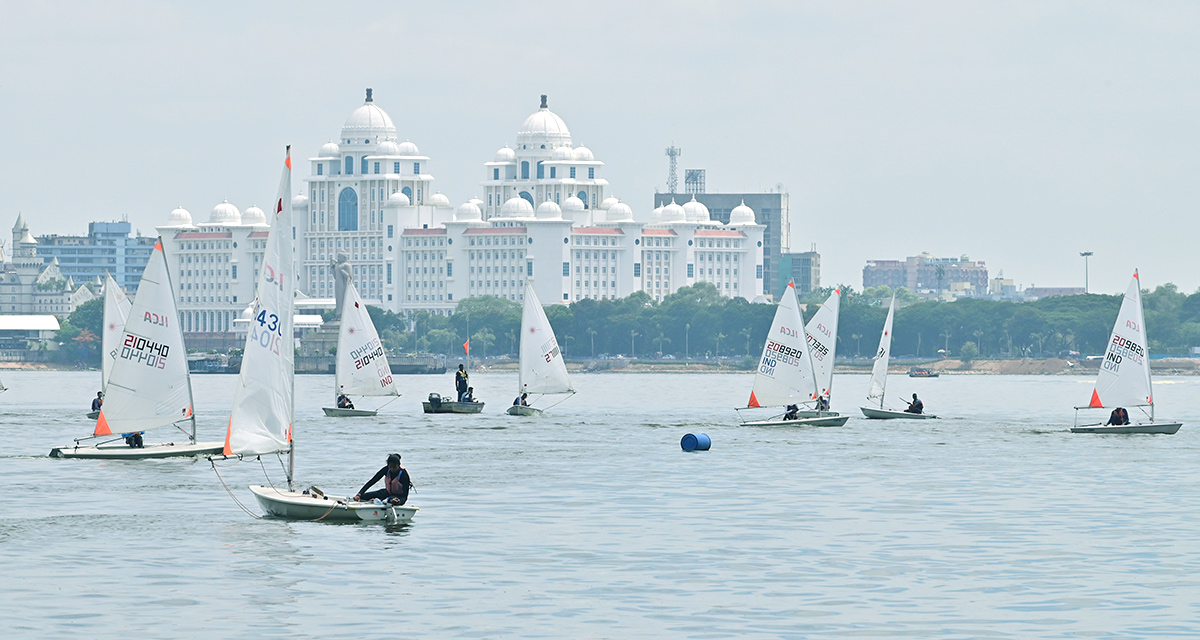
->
[[160, 90, 767, 332]]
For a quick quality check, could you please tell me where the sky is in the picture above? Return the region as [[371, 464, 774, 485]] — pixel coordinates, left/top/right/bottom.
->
[[2, 1, 1198, 295]]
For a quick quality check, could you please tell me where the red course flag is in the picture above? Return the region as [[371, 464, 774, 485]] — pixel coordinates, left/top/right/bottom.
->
[[463, 340, 470, 355]]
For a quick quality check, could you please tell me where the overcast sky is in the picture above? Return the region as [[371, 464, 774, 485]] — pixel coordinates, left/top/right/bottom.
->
[[2, 1, 1198, 295]]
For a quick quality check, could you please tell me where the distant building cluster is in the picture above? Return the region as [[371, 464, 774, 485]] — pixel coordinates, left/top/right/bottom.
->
[[863, 253, 989, 300], [0, 215, 97, 317]]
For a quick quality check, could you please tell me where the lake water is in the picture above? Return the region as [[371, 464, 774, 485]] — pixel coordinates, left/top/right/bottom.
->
[[3, 370, 1199, 638]]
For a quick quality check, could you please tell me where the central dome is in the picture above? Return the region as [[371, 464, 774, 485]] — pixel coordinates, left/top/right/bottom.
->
[[516, 95, 571, 148], [341, 89, 396, 142]]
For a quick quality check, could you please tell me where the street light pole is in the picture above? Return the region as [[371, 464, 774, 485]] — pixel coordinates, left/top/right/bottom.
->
[[1080, 251, 1093, 293]]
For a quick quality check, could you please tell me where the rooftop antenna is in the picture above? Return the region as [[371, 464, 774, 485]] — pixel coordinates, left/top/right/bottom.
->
[[665, 144, 681, 193]]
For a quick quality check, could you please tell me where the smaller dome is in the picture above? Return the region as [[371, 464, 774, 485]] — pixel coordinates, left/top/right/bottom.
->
[[599, 196, 619, 211], [397, 140, 420, 156], [456, 202, 482, 221], [660, 199, 685, 223], [291, 194, 310, 209], [500, 197, 535, 218], [468, 197, 484, 210], [167, 206, 193, 226], [562, 196, 585, 212], [494, 146, 516, 162], [240, 304, 255, 320], [536, 200, 563, 219], [649, 205, 664, 223], [682, 196, 711, 222], [573, 146, 594, 161], [242, 205, 267, 225], [729, 200, 756, 225], [376, 140, 400, 156], [551, 146, 573, 161], [386, 191, 411, 207], [319, 141, 340, 157], [607, 202, 633, 222], [428, 192, 451, 208], [209, 200, 241, 225]]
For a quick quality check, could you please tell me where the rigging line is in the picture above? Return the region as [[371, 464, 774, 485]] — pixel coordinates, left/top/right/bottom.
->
[[259, 454, 343, 523], [376, 395, 402, 411], [210, 458, 264, 520], [540, 390, 575, 412]]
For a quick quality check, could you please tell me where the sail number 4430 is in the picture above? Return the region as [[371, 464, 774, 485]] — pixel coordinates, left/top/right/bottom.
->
[[251, 308, 283, 354]]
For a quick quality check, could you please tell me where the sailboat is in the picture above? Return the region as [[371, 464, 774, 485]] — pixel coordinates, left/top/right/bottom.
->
[[222, 148, 416, 522], [321, 280, 400, 417], [789, 288, 843, 422], [50, 240, 224, 459], [738, 281, 849, 427], [86, 272, 132, 420], [1071, 271, 1181, 434], [507, 280, 575, 416], [860, 295, 938, 420]]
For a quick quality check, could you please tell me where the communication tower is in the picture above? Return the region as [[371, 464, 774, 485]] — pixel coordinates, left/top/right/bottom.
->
[[665, 145, 681, 193]]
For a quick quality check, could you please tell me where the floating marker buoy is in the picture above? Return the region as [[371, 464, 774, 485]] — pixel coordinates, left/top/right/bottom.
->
[[681, 433, 711, 451]]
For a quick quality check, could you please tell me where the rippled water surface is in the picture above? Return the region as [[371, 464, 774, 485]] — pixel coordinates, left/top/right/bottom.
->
[[3, 369, 1200, 638]]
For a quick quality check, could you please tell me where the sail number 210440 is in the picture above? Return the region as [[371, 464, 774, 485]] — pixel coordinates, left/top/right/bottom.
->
[[251, 308, 283, 354]]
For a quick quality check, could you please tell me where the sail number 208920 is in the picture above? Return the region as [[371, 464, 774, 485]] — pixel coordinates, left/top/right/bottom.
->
[[251, 308, 283, 354]]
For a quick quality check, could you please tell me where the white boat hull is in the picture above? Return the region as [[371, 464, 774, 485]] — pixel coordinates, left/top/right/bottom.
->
[[1070, 422, 1182, 434], [50, 440, 225, 459], [322, 407, 378, 417], [860, 406, 938, 420], [248, 486, 417, 523], [506, 405, 543, 417], [423, 400, 484, 414], [742, 411, 849, 427]]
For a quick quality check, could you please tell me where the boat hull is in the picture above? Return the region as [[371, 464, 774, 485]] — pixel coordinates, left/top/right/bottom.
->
[[50, 441, 225, 459], [860, 406, 939, 420], [248, 486, 417, 523], [1070, 422, 1182, 434], [322, 407, 378, 417], [423, 401, 484, 414], [742, 411, 849, 427], [506, 405, 543, 417]]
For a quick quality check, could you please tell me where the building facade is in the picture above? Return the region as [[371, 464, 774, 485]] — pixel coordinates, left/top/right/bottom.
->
[[863, 253, 989, 299], [35, 221, 155, 293], [1, 215, 97, 316], [781, 250, 821, 294], [653, 191, 789, 297]]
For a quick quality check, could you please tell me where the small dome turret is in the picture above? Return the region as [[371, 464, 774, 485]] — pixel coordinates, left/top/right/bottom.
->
[[319, 141, 340, 157], [385, 191, 411, 207], [551, 146, 573, 161], [599, 196, 619, 211], [376, 140, 400, 156], [397, 140, 420, 156], [291, 194, 310, 210], [660, 199, 685, 223], [562, 196, 585, 212], [456, 202, 483, 221], [167, 206, 193, 226], [682, 196, 711, 222], [536, 200, 563, 219], [494, 146, 516, 162], [428, 192, 451, 208], [573, 146, 594, 161], [729, 200, 756, 225], [241, 205, 267, 225], [208, 200, 241, 225], [500, 196, 535, 218], [606, 202, 633, 222]]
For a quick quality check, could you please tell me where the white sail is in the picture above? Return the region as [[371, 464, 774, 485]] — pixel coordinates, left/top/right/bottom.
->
[[94, 240, 194, 436], [225, 150, 295, 457], [100, 272, 132, 390], [335, 281, 398, 398], [1087, 272, 1153, 409], [866, 296, 896, 407], [748, 281, 818, 407], [804, 289, 840, 401], [518, 280, 572, 396]]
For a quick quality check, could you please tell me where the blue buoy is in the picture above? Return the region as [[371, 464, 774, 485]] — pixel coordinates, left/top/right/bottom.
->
[[681, 433, 711, 451]]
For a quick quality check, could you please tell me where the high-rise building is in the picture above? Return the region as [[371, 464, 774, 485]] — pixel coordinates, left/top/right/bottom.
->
[[781, 250, 821, 294], [35, 220, 155, 293]]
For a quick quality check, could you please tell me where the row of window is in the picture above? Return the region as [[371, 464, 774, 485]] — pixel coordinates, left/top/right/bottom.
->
[[317, 159, 418, 176]]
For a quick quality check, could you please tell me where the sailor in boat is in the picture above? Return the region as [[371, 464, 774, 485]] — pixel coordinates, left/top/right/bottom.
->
[[905, 393, 924, 414], [336, 394, 355, 410], [815, 395, 830, 412], [91, 391, 104, 412], [1106, 407, 1130, 426], [513, 392, 529, 407], [455, 364, 469, 401], [353, 453, 413, 505], [462, 387, 476, 403], [783, 404, 800, 420], [124, 431, 144, 448]]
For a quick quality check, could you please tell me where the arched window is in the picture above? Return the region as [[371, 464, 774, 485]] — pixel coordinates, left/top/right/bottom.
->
[[401, 186, 412, 199], [345, 156, 353, 175], [577, 191, 588, 209], [521, 161, 530, 179], [361, 157, 368, 174], [519, 191, 534, 206], [536, 161, 544, 179], [338, 188, 359, 231]]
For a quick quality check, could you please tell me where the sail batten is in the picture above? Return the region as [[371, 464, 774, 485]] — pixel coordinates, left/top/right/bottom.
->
[[95, 240, 194, 436], [518, 281, 572, 396], [866, 296, 896, 407], [226, 150, 295, 457], [335, 282, 398, 398], [748, 281, 818, 407]]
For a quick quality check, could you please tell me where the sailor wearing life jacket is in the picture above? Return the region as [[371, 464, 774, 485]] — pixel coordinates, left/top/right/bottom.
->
[[354, 453, 412, 505]]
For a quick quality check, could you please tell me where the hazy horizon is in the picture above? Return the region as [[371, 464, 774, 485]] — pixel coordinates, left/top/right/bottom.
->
[[2, 1, 1198, 296]]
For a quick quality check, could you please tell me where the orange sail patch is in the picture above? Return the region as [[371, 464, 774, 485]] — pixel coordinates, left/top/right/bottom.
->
[[94, 410, 112, 436], [1089, 389, 1103, 408], [748, 391, 760, 408], [223, 417, 233, 456]]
